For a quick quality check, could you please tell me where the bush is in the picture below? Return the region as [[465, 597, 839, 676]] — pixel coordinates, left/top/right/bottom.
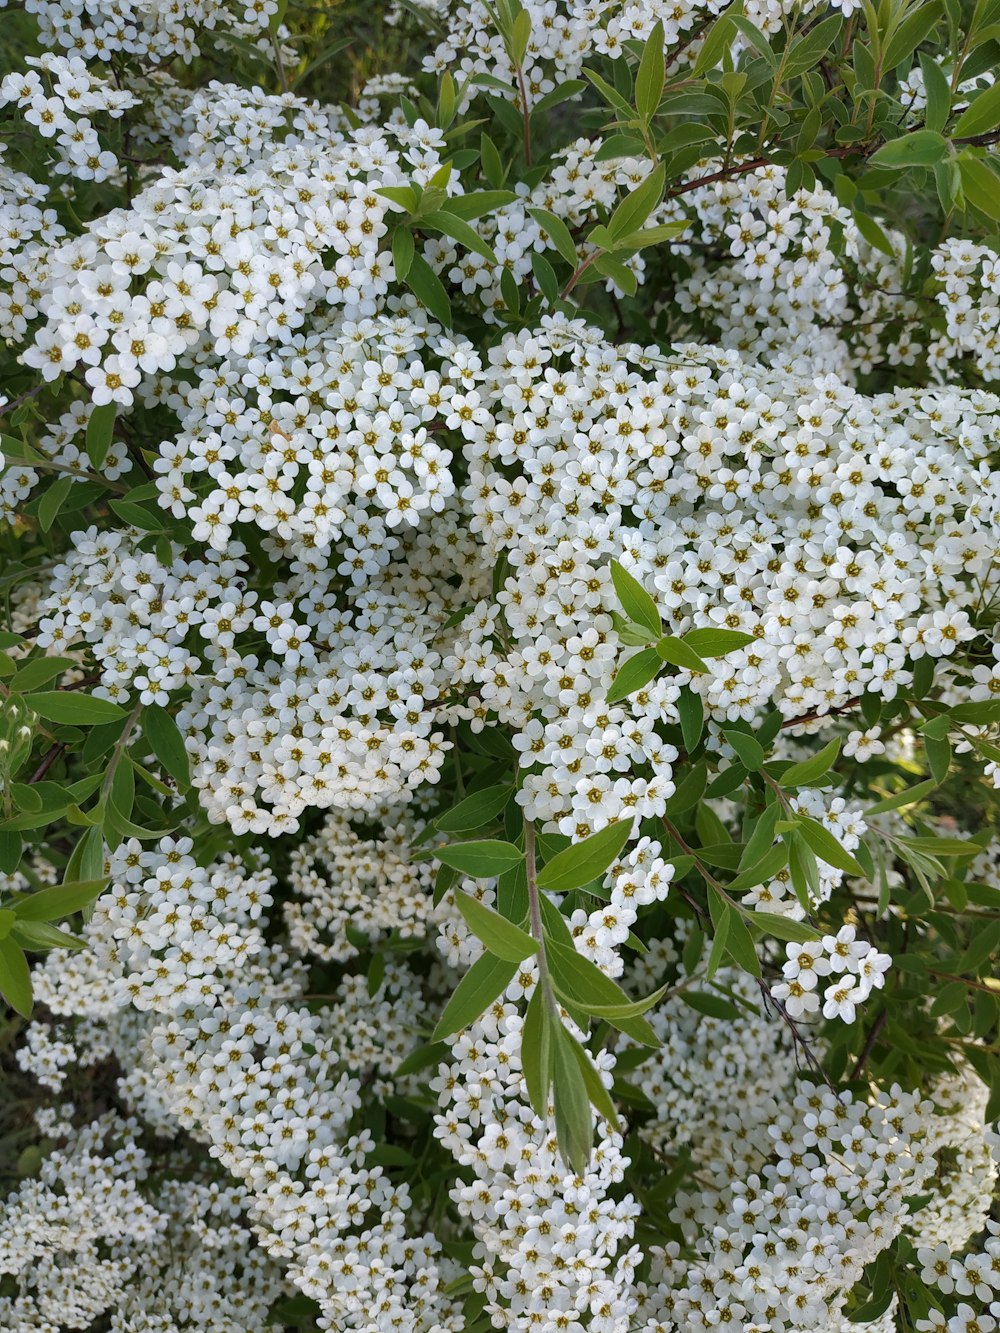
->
[[2, 1, 1000, 1330]]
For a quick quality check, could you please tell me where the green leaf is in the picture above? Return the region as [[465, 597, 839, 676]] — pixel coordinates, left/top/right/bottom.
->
[[14, 877, 108, 921], [0, 937, 31, 1016], [404, 252, 452, 326], [142, 703, 190, 788], [367, 951, 385, 997], [377, 184, 420, 212], [611, 220, 689, 251], [866, 777, 938, 815], [529, 80, 586, 119], [531, 250, 559, 303], [552, 1022, 592, 1175], [949, 699, 1000, 725], [749, 911, 821, 944], [392, 227, 415, 281], [85, 402, 117, 471], [593, 251, 637, 293], [546, 940, 659, 1045], [953, 78, 1000, 137], [897, 835, 977, 858], [681, 990, 741, 1019], [739, 805, 780, 873], [783, 12, 842, 76], [431, 952, 518, 1040], [779, 739, 841, 788], [436, 784, 513, 832], [847, 1288, 896, 1323], [919, 50, 951, 133], [582, 65, 635, 116], [9, 657, 77, 693], [721, 901, 762, 977], [606, 647, 662, 703], [635, 19, 664, 125], [565, 1026, 620, 1131], [656, 636, 709, 674], [853, 209, 896, 257], [63, 825, 105, 891], [796, 817, 864, 876], [521, 983, 553, 1117], [958, 919, 1000, 975], [723, 728, 765, 772], [28, 692, 127, 725], [681, 628, 756, 658], [537, 819, 633, 894], [706, 898, 732, 979], [606, 164, 666, 242], [882, 2, 940, 71], [0, 830, 20, 875], [510, 7, 531, 64], [584, 982, 668, 1020], [787, 829, 821, 912], [37, 475, 73, 533], [693, 3, 740, 76], [924, 731, 951, 783], [869, 129, 948, 168], [421, 209, 497, 264], [527, 209, 578, 267], [11, 919, 86, 952], [453, 891, 537, 962], [958, 153, 1000, 219], [439, 188, 514, 220], [677, 687, 704, 752], [435, 839, 524, 877], [613, 615, 657, 647], [107, 499, 164, 532], [727, 844, 788, 893], [395, 1040, 448, 1077]]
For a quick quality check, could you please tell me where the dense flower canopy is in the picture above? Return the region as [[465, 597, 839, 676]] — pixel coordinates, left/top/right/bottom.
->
[[1, 2, 1000, 1332]]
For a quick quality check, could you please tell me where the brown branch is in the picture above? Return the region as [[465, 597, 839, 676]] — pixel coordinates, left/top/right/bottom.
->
[[850, 1006, 887, 1080], [28, 742, 65, 784]]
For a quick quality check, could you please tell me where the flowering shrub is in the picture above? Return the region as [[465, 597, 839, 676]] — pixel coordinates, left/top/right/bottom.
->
[[2, 0, 1000, 1330]]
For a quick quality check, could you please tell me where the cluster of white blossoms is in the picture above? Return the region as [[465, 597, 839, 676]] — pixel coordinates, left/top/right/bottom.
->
[[771, 924, 892, 1022], [284, 804, 437, 962], [661, 164, 921, 378], [30, 314, 1000, 839], [743, 790, 868, 918], [640, 1036, 997, 1331], [0, 1112, 286, 1332], [8, 796, 997, 1333], [18, 103, 460, 403], [450, 322, 998, 832], [21, 831, 466, 1333], [0, 153, 65, 347], [4, 0, 1000, 1326], [422, 0, 835, 95], [918, 1222, 1000, 1333], [0, 54, 138, 183], [3, 0, 281, 65], [37, 518, 465, 832], [929, 239, 1000, 382], [433, 999, 643, 1333]]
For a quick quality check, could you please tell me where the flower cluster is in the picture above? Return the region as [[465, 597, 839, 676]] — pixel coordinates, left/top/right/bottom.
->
[[0, 54, 138, 182], [6, 0, 283, 65], [3, 0, 1000, 1328], [771, 924, 892, 1022], [0, 1113, 286, 1333]]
